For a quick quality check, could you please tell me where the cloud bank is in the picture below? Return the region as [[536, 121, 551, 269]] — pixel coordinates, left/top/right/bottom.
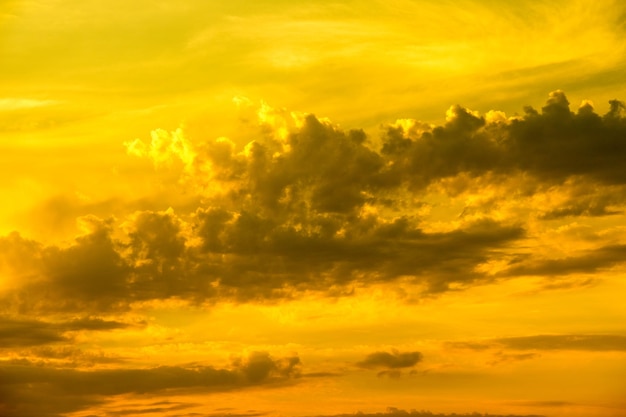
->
[[1, 91, 626, 315], [0, 352, 300, 417], [450, 334, 626, 352]]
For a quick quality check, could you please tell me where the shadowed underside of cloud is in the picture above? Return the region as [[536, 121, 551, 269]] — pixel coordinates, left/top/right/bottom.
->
[[1, 91, 626, 314], [0, 352, 300, 417], [0, 214, 524, 313], [0, 316, 134, 348], [500, 244, 626, 277]]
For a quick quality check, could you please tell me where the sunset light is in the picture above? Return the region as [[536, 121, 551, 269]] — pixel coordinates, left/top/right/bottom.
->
[[1, 1, 625, 416]]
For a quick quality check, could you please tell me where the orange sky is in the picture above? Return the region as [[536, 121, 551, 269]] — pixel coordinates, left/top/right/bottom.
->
[[1, 1, 626, 417]]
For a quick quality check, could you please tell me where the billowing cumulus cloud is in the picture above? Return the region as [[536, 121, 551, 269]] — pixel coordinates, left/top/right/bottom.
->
[[2, 91, 626, 315], [380, 91, 626, 188]]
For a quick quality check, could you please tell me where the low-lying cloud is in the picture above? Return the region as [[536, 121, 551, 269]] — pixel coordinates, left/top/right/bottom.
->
[[0, 316, 133, 348], [0, 351, 300, 417], [450, 334, 626, 352]]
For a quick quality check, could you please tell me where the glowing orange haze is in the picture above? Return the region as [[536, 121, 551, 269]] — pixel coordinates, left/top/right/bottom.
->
[[0, 1, 625, 416]]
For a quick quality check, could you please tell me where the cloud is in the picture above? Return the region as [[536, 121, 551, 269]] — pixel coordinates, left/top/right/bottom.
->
[[487, 351, 540, 366], [0, 316, 132, 348], [496, 334, 626, 351], [0, 352, 300, 417], [381, 91, 626, 188], [3, 91, 626, 314], [62, 317, 136, 331], [308, 407, 544, 417], [356, 351, 423, 369], [99, 401, 194, 416], [450, 334, 626, 352], [502, 244, 626, 277], [509, 401, 574, 408], [0, 317, 66, 347], [1, 212, 524, 313], [536, 180, 626, 219], [233, 351, 301, 383], [27, 346, 124, 367]]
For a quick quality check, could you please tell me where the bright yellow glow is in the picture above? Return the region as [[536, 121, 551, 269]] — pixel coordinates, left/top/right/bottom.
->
[[1, 1, 626, 416]]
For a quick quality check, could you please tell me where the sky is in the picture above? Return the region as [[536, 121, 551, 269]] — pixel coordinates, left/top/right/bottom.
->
[[1, 0, 626, 416]]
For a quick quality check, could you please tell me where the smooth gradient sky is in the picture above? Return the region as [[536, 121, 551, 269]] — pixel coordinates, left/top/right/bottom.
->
[[1, 1, 626, 416]]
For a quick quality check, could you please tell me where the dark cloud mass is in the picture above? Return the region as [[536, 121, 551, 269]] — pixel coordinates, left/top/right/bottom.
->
[[356, 351, 423, 369], [1, 91, 626, 313], [502, 244, 626, 277], [381, 91, 626, 187], [0, 352, 300, 417], [0, 316, 132, 348], [450, 334, 626, 352], [0, 317, 66, 347], [0, 210, 524, 313]]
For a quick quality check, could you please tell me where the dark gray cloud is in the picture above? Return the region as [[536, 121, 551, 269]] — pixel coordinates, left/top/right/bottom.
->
[[356, 351, 423, 369], [248, 116, 385, 214], [450, 334, 626, 352], [0, 318, 66, 347], [0, 352, 300, 417], [193, 216, 524, 298], [0, 316, 131, 348], [62, 317, 139, 331], [27, 345, 124, 366], [502, 244, 626, 277], [1, 214, 524, 313], [3, 91, 626, 314], [380, 91, 626, 187]]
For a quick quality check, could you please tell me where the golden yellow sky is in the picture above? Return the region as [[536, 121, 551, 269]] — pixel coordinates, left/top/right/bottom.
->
[[1, 1, 626, 416]]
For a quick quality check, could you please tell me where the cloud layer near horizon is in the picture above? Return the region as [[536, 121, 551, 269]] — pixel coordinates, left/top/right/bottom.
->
[[0, 351, 300, 417]]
